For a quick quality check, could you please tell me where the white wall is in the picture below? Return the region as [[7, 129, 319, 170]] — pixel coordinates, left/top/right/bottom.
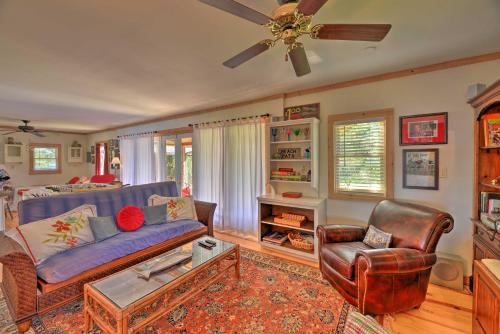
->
[[285, 61, 499, 276], [89, 60, 500, 274], [1, 132, 89, 186]]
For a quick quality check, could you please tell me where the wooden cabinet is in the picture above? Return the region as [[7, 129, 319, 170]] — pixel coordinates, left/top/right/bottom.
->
[[473, 260, 499, 334], [469, 80, 500, 270]]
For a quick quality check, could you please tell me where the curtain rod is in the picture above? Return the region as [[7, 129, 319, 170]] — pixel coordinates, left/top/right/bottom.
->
[[117, 130, 158, 139], [188, 113, 270, 127]]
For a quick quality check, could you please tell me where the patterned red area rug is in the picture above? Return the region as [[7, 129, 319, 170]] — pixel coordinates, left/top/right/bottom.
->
[[32, 249, 352, 334]]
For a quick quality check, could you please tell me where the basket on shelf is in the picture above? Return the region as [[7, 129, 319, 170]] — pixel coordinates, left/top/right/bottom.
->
[[288, 232, 314, 251], [273, 213, 306, 227]]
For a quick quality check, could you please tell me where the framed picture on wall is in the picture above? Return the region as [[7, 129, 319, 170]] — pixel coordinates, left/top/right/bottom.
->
[[403, 149, 439, 190], [400, 112, 448, 145]]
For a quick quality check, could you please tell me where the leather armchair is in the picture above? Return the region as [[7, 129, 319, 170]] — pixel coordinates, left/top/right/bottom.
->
[[317, 200, 454, 316]]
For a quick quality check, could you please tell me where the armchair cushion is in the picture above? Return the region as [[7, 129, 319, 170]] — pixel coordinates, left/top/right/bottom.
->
[[317, 225, 366, 245], [321, 242, 372, 280], [356, 248, 437, 275], [363, 225, 392, 249]]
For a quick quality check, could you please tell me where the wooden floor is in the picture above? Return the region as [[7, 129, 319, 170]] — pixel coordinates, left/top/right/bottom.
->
[[214, 231, 473, 334], [4, 213, 472, 333]]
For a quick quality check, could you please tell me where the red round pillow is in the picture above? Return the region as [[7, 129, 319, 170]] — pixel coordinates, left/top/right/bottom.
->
[[116, 206, 144, 232]]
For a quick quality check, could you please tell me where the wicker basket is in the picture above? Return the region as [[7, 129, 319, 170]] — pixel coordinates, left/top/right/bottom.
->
[[288, 233, 314, 251], [274, 213, 306, 227]]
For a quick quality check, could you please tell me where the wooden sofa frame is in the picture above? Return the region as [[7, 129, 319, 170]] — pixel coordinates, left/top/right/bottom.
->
[[0, 200, 216, 333]]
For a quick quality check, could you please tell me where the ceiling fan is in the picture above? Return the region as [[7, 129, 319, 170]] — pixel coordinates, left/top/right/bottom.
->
[[1, 120, 46, 137], [199, 0, 392, 77]]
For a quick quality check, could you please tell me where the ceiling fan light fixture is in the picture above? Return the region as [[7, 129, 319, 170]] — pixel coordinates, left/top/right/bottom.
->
[[200, 0, 391, 77]]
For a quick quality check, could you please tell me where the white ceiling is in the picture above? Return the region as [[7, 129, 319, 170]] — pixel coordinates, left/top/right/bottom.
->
[[0, 0, 499, 132]]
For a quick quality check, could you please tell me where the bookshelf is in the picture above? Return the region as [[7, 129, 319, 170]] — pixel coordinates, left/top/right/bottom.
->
[[266, 118, 319, 192], [469, 79, 500, 267], [258, 194, 326, 261]]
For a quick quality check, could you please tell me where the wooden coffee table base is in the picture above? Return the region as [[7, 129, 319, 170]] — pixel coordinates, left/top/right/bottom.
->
[[84, 245, 240, 334]]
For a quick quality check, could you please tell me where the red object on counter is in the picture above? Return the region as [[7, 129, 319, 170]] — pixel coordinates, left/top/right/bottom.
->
[[282, 192, 302, 198]]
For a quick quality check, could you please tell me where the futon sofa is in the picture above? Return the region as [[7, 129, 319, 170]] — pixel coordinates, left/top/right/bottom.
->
[[0, 181, 216, 333]]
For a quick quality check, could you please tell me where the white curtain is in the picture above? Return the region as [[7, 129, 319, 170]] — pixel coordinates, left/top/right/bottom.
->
[[119, 135, 156, 186], [193, 127, 224, 227], [193, 118, 266, 239]]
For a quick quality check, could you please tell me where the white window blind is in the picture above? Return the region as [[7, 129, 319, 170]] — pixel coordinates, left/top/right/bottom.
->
[[334, 118, 386, 196]]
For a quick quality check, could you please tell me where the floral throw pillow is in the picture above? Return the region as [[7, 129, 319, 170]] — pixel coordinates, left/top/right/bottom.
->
[[148, 195, 198, 222], [15, 204, 97, 265], [363, 225, 392, 249]]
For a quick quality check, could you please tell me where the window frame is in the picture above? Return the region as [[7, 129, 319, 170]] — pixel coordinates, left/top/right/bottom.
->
[[328, 108, 394, 201], [29, 143, 62, 175]]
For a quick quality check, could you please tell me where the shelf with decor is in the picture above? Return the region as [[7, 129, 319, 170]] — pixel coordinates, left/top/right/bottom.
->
[[270, 140, 311, 144], [258, 194, 325, 261], [469, 80, 500, 282], [266, 118, 319, 191]]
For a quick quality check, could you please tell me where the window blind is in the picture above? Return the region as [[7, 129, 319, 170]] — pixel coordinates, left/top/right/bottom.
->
[[334, 118, 386, 196]]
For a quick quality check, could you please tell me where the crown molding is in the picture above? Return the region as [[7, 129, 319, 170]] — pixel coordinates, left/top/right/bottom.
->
[[83, 51, 500, 135]]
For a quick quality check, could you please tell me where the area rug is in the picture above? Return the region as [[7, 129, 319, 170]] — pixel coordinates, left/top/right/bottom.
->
[[32, 249, 353, 334]]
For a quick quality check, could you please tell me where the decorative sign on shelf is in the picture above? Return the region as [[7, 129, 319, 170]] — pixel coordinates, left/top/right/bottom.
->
[[277, 148, 301, 159], [284, 103, 320, 120]]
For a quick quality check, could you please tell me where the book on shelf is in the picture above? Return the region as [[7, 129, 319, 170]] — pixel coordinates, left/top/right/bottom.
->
[[480, 192, 500, 213], [483, 113, 500, 147], [262, 231, 288, 245]]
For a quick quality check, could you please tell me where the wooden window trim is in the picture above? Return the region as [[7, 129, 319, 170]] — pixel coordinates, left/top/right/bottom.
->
[[156, 126, 193, 137], [29, 143, 62, 175], [328, 108, 394, 201]]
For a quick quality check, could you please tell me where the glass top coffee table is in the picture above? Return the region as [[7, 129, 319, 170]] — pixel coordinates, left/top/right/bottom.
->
[[83, 237, 239, 334]]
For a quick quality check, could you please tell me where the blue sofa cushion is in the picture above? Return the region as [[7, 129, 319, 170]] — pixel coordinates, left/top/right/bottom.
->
[[88, 216, 120, 241], [19, 182, 179, 225], [36, 219, 204, 284]]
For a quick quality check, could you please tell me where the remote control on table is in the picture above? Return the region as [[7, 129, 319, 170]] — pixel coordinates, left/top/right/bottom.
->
[[205, 239, 217, 246], [198, 241, 214, 249]]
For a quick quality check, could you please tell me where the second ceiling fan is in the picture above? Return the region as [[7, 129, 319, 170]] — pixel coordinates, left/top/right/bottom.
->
[[199, 0, 392, 77]]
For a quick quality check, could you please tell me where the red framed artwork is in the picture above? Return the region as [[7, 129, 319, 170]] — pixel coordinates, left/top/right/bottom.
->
[[400, 112, 448, 145]]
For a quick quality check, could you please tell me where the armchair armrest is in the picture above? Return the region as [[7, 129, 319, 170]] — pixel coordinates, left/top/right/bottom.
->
[[316, 225, 366, 245], [194, 200, 216, 236], [356, 248, 437, 275], [355, 247, 437, 315], [0, 234, 37, 328]]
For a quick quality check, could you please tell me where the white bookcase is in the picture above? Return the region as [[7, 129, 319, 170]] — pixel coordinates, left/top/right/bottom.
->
[[68, 146, 84, 163], [4, 144, 23, 163], [266, 118, 319, 192], [258, 194, 326, 261]]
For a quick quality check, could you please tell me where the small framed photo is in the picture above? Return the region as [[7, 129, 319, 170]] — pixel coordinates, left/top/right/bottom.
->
[[400, 112, 448, 145], [403, 149, 439, 190], [91, 145, 95, 154]]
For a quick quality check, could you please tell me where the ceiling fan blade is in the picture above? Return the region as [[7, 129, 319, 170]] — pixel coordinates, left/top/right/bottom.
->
[[311, 24, 392, 41], [297, 0, 328, 16], [32, 131, 46, 137], [199, 0, 272, 25], [288, 44, 311, 77], [223, 40, 273, 68], [1, 131, 17, 135]]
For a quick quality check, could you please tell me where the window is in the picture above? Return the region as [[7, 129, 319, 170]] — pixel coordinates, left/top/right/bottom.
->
[[328, 109, 394, 200], [153, 128, 193, 196], [29, 143, 61, 174]]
